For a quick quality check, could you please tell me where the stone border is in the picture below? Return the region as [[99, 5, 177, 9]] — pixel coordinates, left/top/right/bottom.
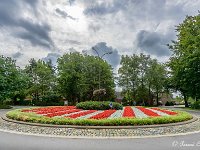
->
[[2, 115, 197, 129]]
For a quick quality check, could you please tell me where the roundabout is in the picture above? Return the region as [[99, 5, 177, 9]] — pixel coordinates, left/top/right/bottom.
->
[[0, 106, 198, 138], [1, 107, 200, 150]]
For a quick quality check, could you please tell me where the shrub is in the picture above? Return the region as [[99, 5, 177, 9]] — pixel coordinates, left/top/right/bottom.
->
[[3, 99, 13, 105], [165, 101, 174, 106], [0, 104, 12, 109], [76, 101, 123, 110], [191, 101, 200, 109]]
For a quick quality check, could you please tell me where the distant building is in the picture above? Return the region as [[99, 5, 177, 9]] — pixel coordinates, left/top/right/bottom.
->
[[155, 92, 173, 105]]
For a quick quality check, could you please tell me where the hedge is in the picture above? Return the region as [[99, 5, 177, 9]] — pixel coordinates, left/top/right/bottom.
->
[[76, 101, 123, 110]]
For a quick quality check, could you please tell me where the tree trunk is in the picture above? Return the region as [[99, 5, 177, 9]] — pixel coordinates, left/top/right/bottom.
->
[[156, 91, 159, 106], [183, 93, 189, 107]]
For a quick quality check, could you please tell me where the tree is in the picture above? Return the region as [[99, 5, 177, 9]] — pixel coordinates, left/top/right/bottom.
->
[[57, 52, 115, 104], [148, 60, 167, 106], [0, 56, 27, 103], [118, 53, 167, 106], [118, 54, 140, 105], [24, 59, 56, 101], [168, 13, 200, 107]]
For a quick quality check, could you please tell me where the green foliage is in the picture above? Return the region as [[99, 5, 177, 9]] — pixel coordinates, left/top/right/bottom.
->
[[24, 59, 57, 101], [32, 95, 63, 106], [191, 101, 200, 109], [118, 54, 167, 106], [57, 52, 115, 105], [0, 56, 28, 103], [168, 13, 200, 105], [0, 104, 12, 109], [6, 109, 192, 126], [93, 89, 107, 101], [76, 101, 123, 110]]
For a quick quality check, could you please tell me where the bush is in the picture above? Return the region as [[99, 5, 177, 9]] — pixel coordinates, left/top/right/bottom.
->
[[3, 99, 13, 105], [191, 101, 200, 109], [0, 104, 12, 109], [76, 101, 123, 110], [165, 101, 174, 106]]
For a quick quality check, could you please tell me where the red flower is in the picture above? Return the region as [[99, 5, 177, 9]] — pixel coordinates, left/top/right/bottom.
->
[[89, 110, 116, 119], [44, 109, 81, 118], [122, 106, 135, 118], [151, 108, 177, 115], [66, 110, 97, 118], [136, 106, 160, 117]]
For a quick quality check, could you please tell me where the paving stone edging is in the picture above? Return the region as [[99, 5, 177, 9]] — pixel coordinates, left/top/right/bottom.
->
[[1, 115, 198, 129], [1, 116, 200, 138]]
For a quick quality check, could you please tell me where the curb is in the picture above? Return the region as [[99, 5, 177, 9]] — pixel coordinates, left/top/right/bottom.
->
[[1, 115, 198, 129], [1, 127, 200, 139]]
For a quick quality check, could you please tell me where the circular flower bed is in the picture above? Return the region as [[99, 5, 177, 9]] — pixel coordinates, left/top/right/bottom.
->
[[6, 106, 192, 126]]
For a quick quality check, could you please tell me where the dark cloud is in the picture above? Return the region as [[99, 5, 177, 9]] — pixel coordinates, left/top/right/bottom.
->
[[68, 0, 76, 6], [12, 52, 23, 59], [0, 0, 53, 49], [91, 42, 120, 68], [42, 53, 61, 66], [83, 0, 125, 16], [83, 0, 185, 22], [55, 8, 77, 20], [136, 30, 171, 57]]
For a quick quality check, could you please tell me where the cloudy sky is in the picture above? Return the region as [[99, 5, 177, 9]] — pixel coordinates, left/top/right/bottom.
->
[[0, 0, 200, 70]]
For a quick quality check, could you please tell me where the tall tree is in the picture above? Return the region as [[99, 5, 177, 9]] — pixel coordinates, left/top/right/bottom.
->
[[168, 13, 200, 106], [118, 55, 140, 104], [118, 53, 167, 106], [57, 52, 115, 104], [0, 56, 27, 103], [25, 59, 56, 100]]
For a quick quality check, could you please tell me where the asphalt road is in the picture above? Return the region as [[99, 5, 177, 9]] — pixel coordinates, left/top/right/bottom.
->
[[0, 107, 200, 150]]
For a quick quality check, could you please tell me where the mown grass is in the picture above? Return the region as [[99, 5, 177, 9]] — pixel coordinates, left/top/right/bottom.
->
[[6, 108, 193, 126]]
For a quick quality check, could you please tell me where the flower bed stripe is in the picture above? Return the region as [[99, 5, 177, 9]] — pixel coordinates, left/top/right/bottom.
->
[[151, 108, 178, 115], [145, 108, 169, 116], [136, 107, 160, 117], [89, 110, 116, 119], [66, 110, 97, 119], [132, 107, 148, 118], [108, 110, 123, 119], [122, 106, 135, 118], [78, 111, 103, 119], [43, 109, 81, 118], [23, 106, 76, 114]]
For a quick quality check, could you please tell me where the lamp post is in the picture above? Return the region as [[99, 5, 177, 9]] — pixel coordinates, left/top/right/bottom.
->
[[92, 47, 112, 90]]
